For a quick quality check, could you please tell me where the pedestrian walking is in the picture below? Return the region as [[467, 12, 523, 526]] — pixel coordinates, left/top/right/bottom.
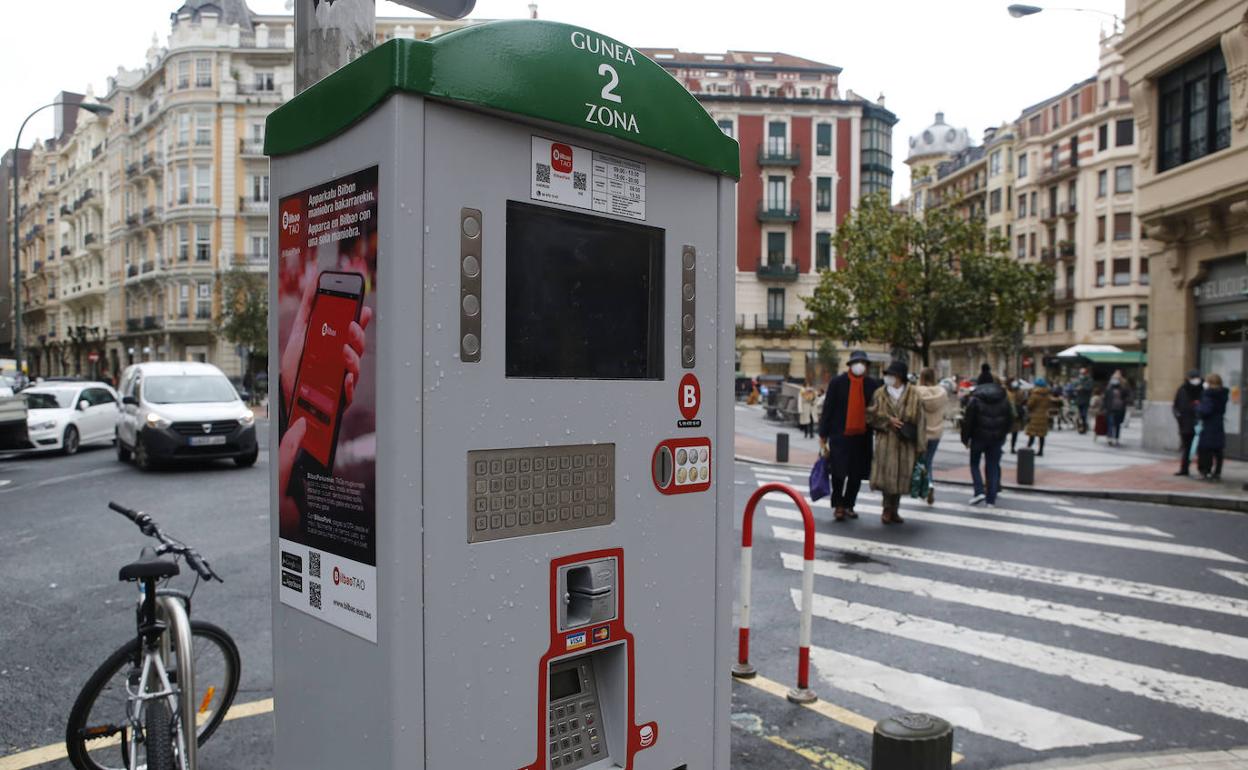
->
[[1091, 386, 1107, 441], [1104, 373, 1132, 446], [1074, 369, 1093, 433], [1197, 373, 1228, 481], [867, 360, 926, 525], [1006, 378, 1025, 453], [1025, 377, 1052, 456], [916, 367, 947, 505], [1173, 369, 1204, 476], [961, 368, 1011, 506], [799, 382, 817, 439], [818, 350, 881, 522]]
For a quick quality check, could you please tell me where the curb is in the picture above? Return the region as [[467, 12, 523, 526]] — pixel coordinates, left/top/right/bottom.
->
[[994, 746, 1248, 770], [733, 454, 1248, 514]]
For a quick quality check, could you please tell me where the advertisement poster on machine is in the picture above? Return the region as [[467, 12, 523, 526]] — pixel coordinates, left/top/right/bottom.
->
[[275, 165, 379, 642]]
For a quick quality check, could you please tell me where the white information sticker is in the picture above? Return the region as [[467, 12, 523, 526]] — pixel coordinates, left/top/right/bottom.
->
[[531, 136, 646, 221]]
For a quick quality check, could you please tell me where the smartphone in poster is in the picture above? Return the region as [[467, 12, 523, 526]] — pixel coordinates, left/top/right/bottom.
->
[[275, 165, 378, 642]]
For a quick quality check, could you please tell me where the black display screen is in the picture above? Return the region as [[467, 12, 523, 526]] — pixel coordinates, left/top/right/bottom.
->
[[506, 201, 664, 379], [550, 668, 581, 701]]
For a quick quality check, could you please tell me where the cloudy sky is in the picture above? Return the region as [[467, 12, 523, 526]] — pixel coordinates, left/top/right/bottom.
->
[[0, 0, 1124, 200]]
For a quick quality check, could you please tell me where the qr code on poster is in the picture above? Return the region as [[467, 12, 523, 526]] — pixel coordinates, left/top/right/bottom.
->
[[309, 550, 321, 579], [573, 171, 587, 191], [535, 163, 551, 183], [309, 581, 322, 610]]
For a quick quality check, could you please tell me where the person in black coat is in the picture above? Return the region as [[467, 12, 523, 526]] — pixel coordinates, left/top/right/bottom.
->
[[961, 369, 1012, 506], [818, 350, 881, 521], [1173, 369, 1203, 476], [1197, 373, 1228, 481]]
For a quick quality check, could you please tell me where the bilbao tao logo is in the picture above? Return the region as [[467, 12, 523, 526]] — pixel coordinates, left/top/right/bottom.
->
[[551, 143, 574, 174], [281, 208, 301, 234], [332, 566, 365, 591], [321, 322, 337, 338]]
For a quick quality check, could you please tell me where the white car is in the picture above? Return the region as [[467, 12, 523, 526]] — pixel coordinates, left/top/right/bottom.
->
[[22, 382, 122, 455]]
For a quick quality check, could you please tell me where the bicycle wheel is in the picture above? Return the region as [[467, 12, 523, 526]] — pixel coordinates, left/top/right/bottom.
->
[[144, 699, 176, 770], [66, 621, 242, 770]]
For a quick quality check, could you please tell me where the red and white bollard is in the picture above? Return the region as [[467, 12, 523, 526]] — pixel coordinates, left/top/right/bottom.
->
[[731, 482, 818, 704]]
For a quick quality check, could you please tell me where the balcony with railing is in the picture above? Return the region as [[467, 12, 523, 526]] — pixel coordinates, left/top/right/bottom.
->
[[143, 315, 161, 330], [126, 213, 140, 228], [127, 263, 139, 278], [142, 260, 156, 274], [1040, 246, 1056, 263], [126, 318, 141, 333], [757, 143, 801, 167], [125, 161, 140, 177], [60, 245, 71, 256], [1061, 201, 1077, 219], [755, 261, 800, 282], [1040, 207, 1060, 224], [196, 306, 212, 320], [141, 153, 162, 176], [59, 204, 72, 217], [756, 200, 800, 223], [84, 232, 100, 250], [1054, 286, 1075, 303], [240, 196, 269, 216], [141, 206, 159, 226], [243, 252, 269, 269], [1039, 161, 1079, 183], [736, 313, 806, 334], [1059, 241, 1076, 258], [240, 138, 265, 156]]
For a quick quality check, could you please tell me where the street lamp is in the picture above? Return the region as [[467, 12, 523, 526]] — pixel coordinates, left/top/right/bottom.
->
[[11, 100, 112, 382], [1006, 3, 1123, 30]]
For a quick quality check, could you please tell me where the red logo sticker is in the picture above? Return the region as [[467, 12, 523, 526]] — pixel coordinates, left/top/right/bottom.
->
[[678, 373, 701, 421], [592, 625, 610, 644], [551, 143, 574, 174]]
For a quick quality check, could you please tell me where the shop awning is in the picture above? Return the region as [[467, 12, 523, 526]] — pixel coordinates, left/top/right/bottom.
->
[[761, 350, 792, 364], [1078, 351, 1147, 365]]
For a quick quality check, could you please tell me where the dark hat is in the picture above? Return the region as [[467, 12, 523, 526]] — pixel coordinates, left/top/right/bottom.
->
[[885, 360, 908, 379], [981, 363, 992, 374], [977, 370, 995, 385], [848, 350, 869, 365], [1186, 369, 1202, 380]]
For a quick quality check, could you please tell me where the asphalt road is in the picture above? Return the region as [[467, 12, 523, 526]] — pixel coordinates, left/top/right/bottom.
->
[[3, 441, 1247, 770]]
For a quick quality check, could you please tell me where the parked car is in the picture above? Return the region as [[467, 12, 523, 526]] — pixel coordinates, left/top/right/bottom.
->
[[19, 381, 121, 455], [116, 361, 258, 470]]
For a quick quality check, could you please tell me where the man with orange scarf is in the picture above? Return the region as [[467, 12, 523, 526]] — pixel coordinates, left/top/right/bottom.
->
[[817, 350, 881, 521]]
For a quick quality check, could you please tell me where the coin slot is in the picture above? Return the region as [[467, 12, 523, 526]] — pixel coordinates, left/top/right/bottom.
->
[[653, 445, 673, 489]]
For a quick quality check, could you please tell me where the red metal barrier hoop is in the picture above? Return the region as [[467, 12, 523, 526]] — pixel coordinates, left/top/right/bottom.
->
[[731, 482, 817, 704]]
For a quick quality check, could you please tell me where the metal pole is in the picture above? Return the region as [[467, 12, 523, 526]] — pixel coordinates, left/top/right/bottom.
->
[[158, 595, 197, 770], [295, 0, 376, 94]]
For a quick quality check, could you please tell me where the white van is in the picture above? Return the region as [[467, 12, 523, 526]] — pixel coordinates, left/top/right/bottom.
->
[[116, 361, 258, 470]]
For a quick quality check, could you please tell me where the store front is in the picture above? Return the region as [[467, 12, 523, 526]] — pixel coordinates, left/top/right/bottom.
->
[[1194, 256, 1248, 459]]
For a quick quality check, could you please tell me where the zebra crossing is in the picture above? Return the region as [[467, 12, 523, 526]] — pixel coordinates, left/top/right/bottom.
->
[[737, 463, 1248, 767]]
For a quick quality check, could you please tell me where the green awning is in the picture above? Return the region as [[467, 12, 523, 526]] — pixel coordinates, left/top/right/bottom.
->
[[265, 21, 740, 178], [1077, 351, 1147, 365]]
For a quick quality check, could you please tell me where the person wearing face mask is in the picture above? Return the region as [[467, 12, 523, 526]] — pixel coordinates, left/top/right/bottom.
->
[[1103, 372, 1133, 447], [818, 350, 881, 522], [1197, 373, 1228, 481], [1173, 369, 1204, 476], [868, 360, 926, 525]]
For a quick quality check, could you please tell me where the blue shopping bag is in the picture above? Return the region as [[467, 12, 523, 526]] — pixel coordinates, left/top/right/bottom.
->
[[809, 455, 831, 502]]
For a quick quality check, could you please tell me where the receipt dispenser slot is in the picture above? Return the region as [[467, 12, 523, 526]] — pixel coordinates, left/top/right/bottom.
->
[[560, 559, 616, 631]]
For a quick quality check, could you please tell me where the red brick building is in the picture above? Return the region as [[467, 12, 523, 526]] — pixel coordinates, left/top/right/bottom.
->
[[641, 48, 896, 378]]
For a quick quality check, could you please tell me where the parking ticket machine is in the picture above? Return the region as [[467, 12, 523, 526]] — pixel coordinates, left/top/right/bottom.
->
[[267, 20, 738, 770]]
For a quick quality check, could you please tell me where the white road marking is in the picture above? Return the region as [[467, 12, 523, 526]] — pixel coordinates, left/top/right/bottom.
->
[[0, 480, 10, 487], [807, 645, 1140, 751], [781, 552, 1248, 662], [0, 466, 126, 493], [763, 503, 1240, 563], [769, 525, 1248, 619], [1212, 569, 1248, 590], [753, 473, 797, 483], [793, 589, 1248, 724], [1056, 505, 1120, 519]]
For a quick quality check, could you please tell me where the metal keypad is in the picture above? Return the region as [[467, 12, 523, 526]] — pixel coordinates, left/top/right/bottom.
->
[[467, 444, 615, 543]]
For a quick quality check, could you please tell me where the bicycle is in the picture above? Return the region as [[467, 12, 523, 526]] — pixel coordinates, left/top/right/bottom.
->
[[65, 502, 241, 770]]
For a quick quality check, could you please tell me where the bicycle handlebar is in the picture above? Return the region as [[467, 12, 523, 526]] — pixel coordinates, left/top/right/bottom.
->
[[108, 501, 222, 582]]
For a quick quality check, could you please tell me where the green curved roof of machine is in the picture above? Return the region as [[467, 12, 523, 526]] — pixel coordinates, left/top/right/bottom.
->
[[264, 20, 741, 178]]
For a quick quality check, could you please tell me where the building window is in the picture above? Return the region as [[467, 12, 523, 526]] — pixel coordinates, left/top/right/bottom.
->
[[1096, 261, 1106, 287], [251, 235, 269, 259], [766, 232, 785, 266], [1051, 104, 1060, 128], [989, 189, 1001, 214], [816, 177, 832, 212], [990, 150, 1001, 176], [177, 59, 189, 89], [1115, 118, 1134, 147], [1098, 123, 1108, 151], [1114, 165, 1133, 194], [1111, 305, 1130, 329], [1029, 115, 1041, 136], [195, 164, 211, 204], [1064, 308, 1075, 330], [178, 226, 189, 261], [254, 71, 275, 92], [1095, 306, 1105, 329], [1048, 186, 1058, 217], [717, 119, 733, 138], [195, 57, 212, 87], [1158, 45, 1231, 171], [1046, 313, 1056, 332], [250, 123, 265, 142], [195, 111, 212, 146], [1102, 78, 1111, 106], [1018, 194, 1027, 217], [1050, 143, 1060, 172], [1017, 152, 1028, 178], [1112, 257, 1131, 286], [178, 284, 190, 317], [815, 232, 831, 270], [1069, 93, 1080, 119], [767, 176, 786, 210], [1066, 180, 1076, 212], [195, 223, 211, 262], [1069, 135, 1078, 167], [1113, 212, 1132, 241], [197, 282, 212, 319], [1029, 191, 1037, 218], [1098, 170, 1108, 197], [1017, 234, 1026, 258], [176, 167, 189, 204], [1140, 256, 1149, 286], [1097, 215, 1106, 243], [1029, 232, 1036, 257], [816, 123, 831, 156], [766, 288, 785, 329], [767, 121, 787, 155], [252, 174, 269, 202], [177, 112, 190, 146]]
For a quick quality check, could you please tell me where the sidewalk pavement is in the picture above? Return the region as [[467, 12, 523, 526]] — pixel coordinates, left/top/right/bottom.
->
[[998, 747, 1248, 770], [733, 402, 1248, 511]]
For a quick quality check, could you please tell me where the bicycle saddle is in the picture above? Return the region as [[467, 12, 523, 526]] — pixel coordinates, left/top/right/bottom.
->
[[119, 546, 180, 582]]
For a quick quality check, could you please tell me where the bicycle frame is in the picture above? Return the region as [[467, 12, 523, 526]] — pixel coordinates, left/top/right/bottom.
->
[[128, 582, 197, 770]]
